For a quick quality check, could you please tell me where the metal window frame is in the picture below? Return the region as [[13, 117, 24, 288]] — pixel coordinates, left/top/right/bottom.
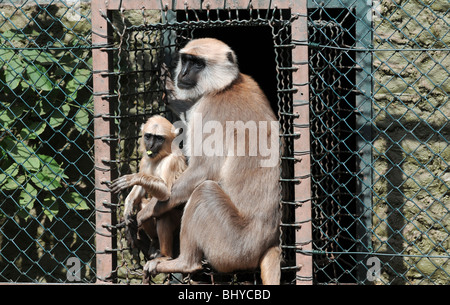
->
[[92, 0, 311, 284], [307, 0, 374, 283]]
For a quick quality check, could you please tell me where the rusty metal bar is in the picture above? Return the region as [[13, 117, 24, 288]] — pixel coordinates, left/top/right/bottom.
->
[[92, 0, 116, 283], [102, 0, 297, 10]]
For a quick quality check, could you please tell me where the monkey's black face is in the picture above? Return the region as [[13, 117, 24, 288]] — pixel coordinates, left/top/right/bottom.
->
[[143, 133, 165, 158], [177, 53, 206, 90]]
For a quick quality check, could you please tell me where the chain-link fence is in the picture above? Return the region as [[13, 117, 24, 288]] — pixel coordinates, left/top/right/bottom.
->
[[0, 1, 94, 282], [309, 0, 449, 284], [103, 7, 300, 284], [0, 0, 448, 284]]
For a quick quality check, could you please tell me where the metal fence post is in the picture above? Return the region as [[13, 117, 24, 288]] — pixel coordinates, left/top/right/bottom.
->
[[291, 0, 313, 285], [92, 0, 116, 283]]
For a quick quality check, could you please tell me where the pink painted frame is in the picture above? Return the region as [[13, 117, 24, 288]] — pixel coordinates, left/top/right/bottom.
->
[[92, 0, 311, 284]]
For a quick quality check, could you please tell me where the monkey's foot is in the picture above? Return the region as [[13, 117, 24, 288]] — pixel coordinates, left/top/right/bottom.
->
[[148, 248, 161, 260], [143, 257, 170, 279]]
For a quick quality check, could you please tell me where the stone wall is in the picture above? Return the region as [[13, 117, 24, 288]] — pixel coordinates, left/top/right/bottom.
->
[[372, 0, 449, 284]]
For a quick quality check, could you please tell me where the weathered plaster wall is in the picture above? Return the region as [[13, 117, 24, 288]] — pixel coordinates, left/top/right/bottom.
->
[[372, 0, 449, 284]]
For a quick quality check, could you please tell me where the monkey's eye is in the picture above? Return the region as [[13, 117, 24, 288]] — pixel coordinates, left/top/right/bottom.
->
[[180, 53, 190, 64], [154, 135, 165, 142], [194, 60, 205, 69], [144, 133, 165, 142]]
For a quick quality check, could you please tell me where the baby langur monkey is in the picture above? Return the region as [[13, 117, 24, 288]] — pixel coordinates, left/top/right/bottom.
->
[[110, 115, 186, 261]]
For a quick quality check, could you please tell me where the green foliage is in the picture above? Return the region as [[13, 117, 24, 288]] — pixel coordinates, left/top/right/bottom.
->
[[0, 30, 93, 221]]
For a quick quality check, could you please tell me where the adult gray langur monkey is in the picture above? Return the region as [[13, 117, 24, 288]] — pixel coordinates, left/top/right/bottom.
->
[[137, 38, 282, 284]]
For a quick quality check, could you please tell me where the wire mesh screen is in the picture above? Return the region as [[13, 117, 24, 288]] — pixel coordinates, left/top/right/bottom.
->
[[106, 8, 299, 284], [309, 0, 449, 284], [309, 14, 360, 283], [110, 11, 177, 283], [0, 1, 95, 282]]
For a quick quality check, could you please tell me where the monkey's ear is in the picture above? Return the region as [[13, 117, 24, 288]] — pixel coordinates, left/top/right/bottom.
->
[[173, 127, 182, 137], [227, 51, 235, 64]]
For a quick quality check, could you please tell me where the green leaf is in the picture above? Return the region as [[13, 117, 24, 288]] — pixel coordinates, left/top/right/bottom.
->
[[55, 54, 77, 76], [73, 68, 91, 84], [63, 191, 90, 210], [19, 183, 37, 209], [0, 111, 11, 129], [0, 103, 24, 129], [3, 137, 40, 172], [0, 163, 22, 190], [30, 154, 67, 190], [0, 48, 15, 62], [32, 166, 62, 191], [21, 49, 58, 66], [3, 174, 25, 191], [38, 154, 63, 173], [74, 107, 90, 132], [20, 120, 47, 140], [2, 31, 28, 41], [35, 100, 53, 116], [66, 88, 77, 102], [8, 102, 25, 118], [42, 195, 58, 221], [26, 63, 53, 91], [65, 68, 91, 99], [5, 56, 24, 90], [17, 183, 38, 219], [48, 103, 71, 127]]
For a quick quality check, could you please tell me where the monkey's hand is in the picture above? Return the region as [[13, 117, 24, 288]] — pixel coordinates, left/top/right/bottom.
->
[[124, 214, 139, 249], [123, 198, 136, 226], [110, 174, 170, 201], [109, 174, 134, 193], [136, 198, 172, 227], [136, 199, 158, 227]]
